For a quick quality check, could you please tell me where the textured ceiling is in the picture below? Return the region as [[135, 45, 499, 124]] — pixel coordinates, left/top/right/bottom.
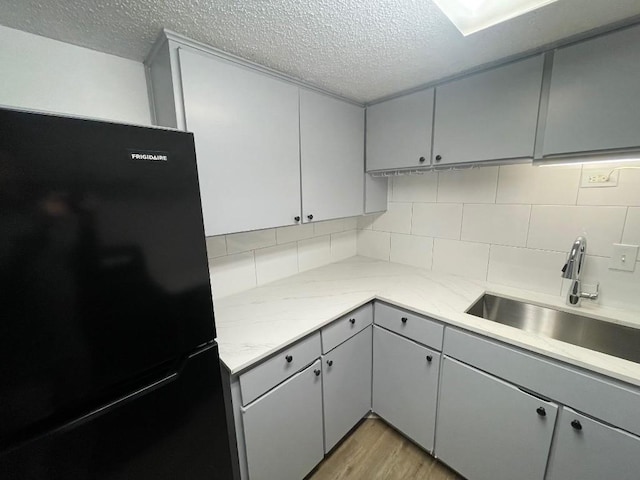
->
[[1, 1, 640, 103]]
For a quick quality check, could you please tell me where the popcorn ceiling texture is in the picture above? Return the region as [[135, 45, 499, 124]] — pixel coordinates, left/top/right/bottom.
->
[[1, 1, 639, 102]]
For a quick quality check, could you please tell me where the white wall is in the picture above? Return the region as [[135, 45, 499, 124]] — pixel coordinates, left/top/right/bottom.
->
[[358, 162, 640, 312], [0, 25, 151, 125]]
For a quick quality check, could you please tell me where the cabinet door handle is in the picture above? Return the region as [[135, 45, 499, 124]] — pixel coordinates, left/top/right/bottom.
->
[[426, 355, 433, 363], [294, 216, 301, 222], [314, 369, 321, 376], [536, 407, 547, 417], [571, 419, 582, 431], [435, 155, 442, 162], [349, 318, 356, 325], [285, 355, 293, 363], [401, 317, 408, 324], [307, 214, 314, 220], [419, 156, 426, 163], [327, 360, 333, 366]]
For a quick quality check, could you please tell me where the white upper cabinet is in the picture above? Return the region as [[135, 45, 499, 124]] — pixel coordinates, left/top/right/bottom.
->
[[300, 90, 364, 223], [178, 48, 301, 236], [433, 55, 544, 166], [366, 88, 434, 171], [543, 24, 640, 157]]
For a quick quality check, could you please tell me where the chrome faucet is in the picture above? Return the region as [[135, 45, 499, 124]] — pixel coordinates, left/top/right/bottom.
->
[[561, 236, 599, 306]]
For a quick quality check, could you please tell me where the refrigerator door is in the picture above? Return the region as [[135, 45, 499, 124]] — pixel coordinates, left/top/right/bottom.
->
[[0, 108, 215, 445], [0, 343, 233, 480]]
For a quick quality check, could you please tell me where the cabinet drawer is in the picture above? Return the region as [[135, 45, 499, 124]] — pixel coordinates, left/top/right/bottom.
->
[[374, 302, 443, 350], [321, 303, 372, 353], [444, 328, 640, 437], [240, 332, 321, 406]]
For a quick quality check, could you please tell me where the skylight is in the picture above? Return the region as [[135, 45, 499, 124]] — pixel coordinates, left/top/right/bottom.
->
[[433, 0, 558, 36]]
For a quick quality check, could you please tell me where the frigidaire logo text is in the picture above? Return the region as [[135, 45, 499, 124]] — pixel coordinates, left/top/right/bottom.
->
[[129, 150, 169, 162]]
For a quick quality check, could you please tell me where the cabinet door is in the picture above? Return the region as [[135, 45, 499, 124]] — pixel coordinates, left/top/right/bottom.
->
[[323, 326, 372, 452], [372, 326, 439, 451], [436, 357, 557, 480], [433, 55, 543, 165], [178, 48, 301, 236], [366, 89, 434, 171], [546, 407, 640, 480], [300, 90, 364, 223], [242, 360, 323, 480], [543, 25, 640, 156]]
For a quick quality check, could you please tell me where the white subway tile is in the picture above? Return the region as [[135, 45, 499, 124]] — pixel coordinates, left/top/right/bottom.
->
[[391, 173, 438, 203], [622, 208, 640, 245], [437, 166, 498, 204], [563, 255, 640, 311], [357, 230, 390, 261], [462, 204, 531, 247], [497, 164, 580, 205], [208, 252, 256, 299], [390, 233, 433, 269], [578, 161, 640, 206], [527, 206, 626, 256], [331, 230, 357, 262], [276, 223, 315, 244], [226, 229, 276, 254], [298, 235, 332, 272], [255, 243, 298, 285], [432, 239, 490, 281], [411, 203, 463, 239], [488, 246, 565, 295], [372, 202, 412, 234], [314, 218, 346, 236], [205, 235, 227, 258], [343, 216, 359, 230], [358, 214, 379, 230]]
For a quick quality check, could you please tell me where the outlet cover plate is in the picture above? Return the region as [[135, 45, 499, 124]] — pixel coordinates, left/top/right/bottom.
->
[[609, 244, 638, 272], [580, 169, 619, 188]]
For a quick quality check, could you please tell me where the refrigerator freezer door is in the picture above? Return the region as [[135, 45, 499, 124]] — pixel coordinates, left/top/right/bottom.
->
[[0, 343, 233, 480]]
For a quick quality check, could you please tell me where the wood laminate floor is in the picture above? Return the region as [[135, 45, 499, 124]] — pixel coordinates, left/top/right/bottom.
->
[[307, 418, 465, 480]]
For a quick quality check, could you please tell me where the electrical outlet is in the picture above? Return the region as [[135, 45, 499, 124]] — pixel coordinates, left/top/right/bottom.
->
[[580, 169, 618, 188]]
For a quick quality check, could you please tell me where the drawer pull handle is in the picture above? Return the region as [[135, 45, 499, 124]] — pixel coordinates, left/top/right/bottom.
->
[[294, 216, 301, 222], [285, 355, 293, 363], [349, 318, 356, 325], [571, 419, 582, 431], [536, 407, 547, 417], [401, 317, 408, 324], [314, 369, 321, 377], [426, 355, 433, 363], [327, 360, 333, 366]]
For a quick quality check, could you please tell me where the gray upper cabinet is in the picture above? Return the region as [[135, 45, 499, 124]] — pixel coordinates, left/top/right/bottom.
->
[[178, 48, 301, 236], [436, 357, 558, 480], [366, 89, 434, 171], [543, 24, 640, 157], [300, 90, 364, 223], [432, 55, 544, 166], [546, 407, 640, 480]]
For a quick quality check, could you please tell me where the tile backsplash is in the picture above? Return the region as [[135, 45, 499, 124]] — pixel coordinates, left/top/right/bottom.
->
[[206, 217, 357, 299], [357, 161, 640, 311]]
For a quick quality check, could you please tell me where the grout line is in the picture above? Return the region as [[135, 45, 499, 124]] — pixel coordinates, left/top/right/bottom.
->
[[525, 203, 533, 248], [620, 206, 629, 243]]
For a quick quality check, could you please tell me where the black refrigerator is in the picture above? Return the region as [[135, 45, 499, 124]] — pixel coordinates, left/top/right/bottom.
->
[[0, 107, 234, 479]]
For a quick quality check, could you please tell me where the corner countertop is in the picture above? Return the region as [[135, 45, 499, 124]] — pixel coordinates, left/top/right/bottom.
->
[[213, 256, 640, 387]]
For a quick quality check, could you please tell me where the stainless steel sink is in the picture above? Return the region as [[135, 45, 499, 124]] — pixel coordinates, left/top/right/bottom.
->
[[467, 294, 640, 364]]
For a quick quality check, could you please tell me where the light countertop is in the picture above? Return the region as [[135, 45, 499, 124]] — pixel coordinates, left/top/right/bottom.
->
[[213, 256, 640, 387]]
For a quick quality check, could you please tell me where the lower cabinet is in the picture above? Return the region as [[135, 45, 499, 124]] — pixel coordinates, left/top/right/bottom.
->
[[241, 360, 324, 480], [322, 326, 373, 452], [372, 326, 440, 451], [546, 407, 640, 480], [435, 357, 558, 480]]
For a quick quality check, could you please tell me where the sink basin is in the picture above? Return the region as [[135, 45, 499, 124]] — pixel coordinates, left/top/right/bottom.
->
[[467, 294, 640, 364]]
